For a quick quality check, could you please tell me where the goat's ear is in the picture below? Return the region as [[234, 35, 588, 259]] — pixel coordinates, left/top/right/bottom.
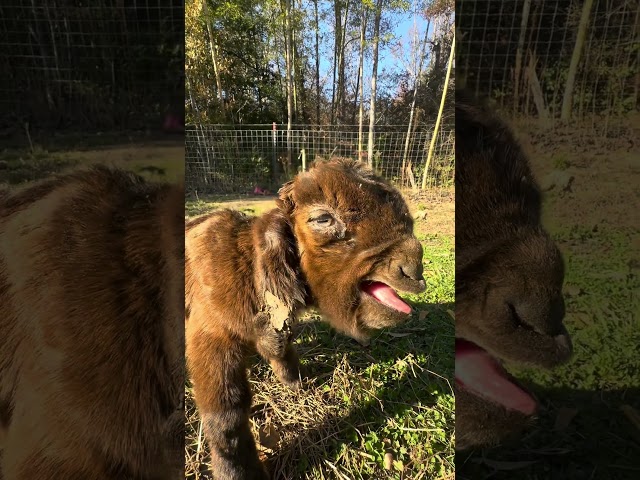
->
[[255, 211, 306, 311], [276, 180, 295, 214]]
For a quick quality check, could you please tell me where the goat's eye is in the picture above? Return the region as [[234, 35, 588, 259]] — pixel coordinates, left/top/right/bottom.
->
[[311, 213, 333, 225]]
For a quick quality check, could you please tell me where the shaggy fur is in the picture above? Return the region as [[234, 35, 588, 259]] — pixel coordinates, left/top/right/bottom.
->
[[0, 166, 185, 479], [185, 158, 426, 479], [455, 90, 573, 450]]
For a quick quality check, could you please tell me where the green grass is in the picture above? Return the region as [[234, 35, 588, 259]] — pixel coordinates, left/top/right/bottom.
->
[[551, 153, 571, 171], [184, 200, 455, 479], [0, 147, 78, 184], [0, 143, 184, 186]]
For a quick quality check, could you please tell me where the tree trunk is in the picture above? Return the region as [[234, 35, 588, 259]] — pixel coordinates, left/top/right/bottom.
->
[[561, 0, 594, 121], [367, 0, 384, 167], [314, 0, 321, 125], [513, 0, 531, 115], [202, 0, 223, 112], [281, 0, 294, 179], [527, 50, 549, 120], [294, 37, 310, 124], [337, 0, 351, 123], [186, 65, 198, 116], [331, 0, 342, 124], [422, 32, 454, 190], [357, 5, 368, 161], [401, 20, 429, 186], [292, 25, 298, 120]]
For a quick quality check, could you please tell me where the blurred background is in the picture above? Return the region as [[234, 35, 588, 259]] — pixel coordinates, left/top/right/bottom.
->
[[456, 1, 639, 479], [0, 0, 185, 184], [184, 0, 455, 197]]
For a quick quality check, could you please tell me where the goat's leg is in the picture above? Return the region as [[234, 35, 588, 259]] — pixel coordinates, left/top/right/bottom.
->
[[187, 332, 268, 480], [258, 340, 301, 390], [254, 316, 301, 390]]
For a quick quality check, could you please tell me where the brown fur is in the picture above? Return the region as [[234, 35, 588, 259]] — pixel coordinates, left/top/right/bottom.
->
[[455, 90, 573, 450], [0, 165, 185, 479], [185, 158, 426, 479]]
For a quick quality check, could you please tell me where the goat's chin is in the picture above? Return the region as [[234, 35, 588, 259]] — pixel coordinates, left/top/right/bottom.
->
[[325, 296, 412, 345], [455, 386, 535, 451], [314, 283, 413, 346], [357, 295, 412, 329]]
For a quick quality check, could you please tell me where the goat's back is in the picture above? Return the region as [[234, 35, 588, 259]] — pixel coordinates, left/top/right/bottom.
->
[[0, 165, 184, 479]]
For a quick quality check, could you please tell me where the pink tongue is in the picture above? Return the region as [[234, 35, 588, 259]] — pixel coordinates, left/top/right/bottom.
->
[[361, 281, 412, 314], [456, 340, 537, 415]]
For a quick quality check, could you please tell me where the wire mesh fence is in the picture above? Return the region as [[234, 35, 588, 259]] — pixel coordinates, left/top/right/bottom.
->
[[185, 124, 455, 195], [0, 1, 184, 135], [456, 0, 638, 131]]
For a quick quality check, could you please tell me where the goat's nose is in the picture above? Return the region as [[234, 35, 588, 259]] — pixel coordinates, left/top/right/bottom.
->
[[508, 294, 566, 337], [400, 262, 423, 282], [398, 260, 426, 293]]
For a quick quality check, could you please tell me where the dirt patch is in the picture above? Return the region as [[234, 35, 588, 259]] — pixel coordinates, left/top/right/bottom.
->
[[407, 195, 455, 238], [399, 187, 455, 238], [62, 140, 181, 161], [186, 190, 455, 238], [0, 141, 184, 185], [514, 121, 638, 231], [64, 140, 184, 182], [209, 197, 277, 215]]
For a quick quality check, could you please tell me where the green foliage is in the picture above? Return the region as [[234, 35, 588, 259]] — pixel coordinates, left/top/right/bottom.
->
[[186, 0, 286, 124], [552, 153, 570, 170], [187, 0, 455, 128]]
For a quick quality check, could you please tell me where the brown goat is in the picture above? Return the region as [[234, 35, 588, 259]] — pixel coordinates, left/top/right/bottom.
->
[[0, 166, 184, 479], [185, 158, 426, 479], [454, 90, 573, 450]]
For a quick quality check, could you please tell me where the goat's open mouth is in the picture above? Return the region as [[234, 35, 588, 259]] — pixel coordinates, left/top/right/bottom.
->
[[456, 339, 538, 415], [359, 280, 413, 314]]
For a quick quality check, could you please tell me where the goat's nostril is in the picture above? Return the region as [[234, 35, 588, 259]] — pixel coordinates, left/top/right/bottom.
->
[[400, 264, 423, 281], [507, 300, 566, 336]]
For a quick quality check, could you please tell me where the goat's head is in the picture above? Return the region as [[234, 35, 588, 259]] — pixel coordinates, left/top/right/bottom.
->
[[455, 91, 573, 450], [276, 158, 426, 344]]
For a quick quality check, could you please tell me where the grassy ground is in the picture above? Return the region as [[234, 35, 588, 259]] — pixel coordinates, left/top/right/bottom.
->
[[457, 120, 640, 479], [184, 193, 455, 479], [0, 140, 184, 185]]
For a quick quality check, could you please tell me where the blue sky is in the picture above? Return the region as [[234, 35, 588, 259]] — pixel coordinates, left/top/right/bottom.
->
[[314, 4, 433, 99]]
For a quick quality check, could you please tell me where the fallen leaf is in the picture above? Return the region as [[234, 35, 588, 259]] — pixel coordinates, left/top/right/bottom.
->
[[563, 284, 583, 297], [257, 450, 268, 461], [258, 423, 280, 451], [383, 452, 394, 470], [554, 407, 579, 431], [621, 405, 640, 432], [446, 309, 455, 320], [418, 310, 428, 321]]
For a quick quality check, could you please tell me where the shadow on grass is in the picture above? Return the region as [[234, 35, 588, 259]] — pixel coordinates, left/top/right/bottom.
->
[[456, 384, 640, 480], [185, 300, 454, 480], [261, 299, 455, 479]]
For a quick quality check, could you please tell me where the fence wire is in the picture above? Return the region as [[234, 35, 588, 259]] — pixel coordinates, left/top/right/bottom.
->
[[457, 0, 638, 127], [185, 125, 454, 195], [0, 1, 184, 134]]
